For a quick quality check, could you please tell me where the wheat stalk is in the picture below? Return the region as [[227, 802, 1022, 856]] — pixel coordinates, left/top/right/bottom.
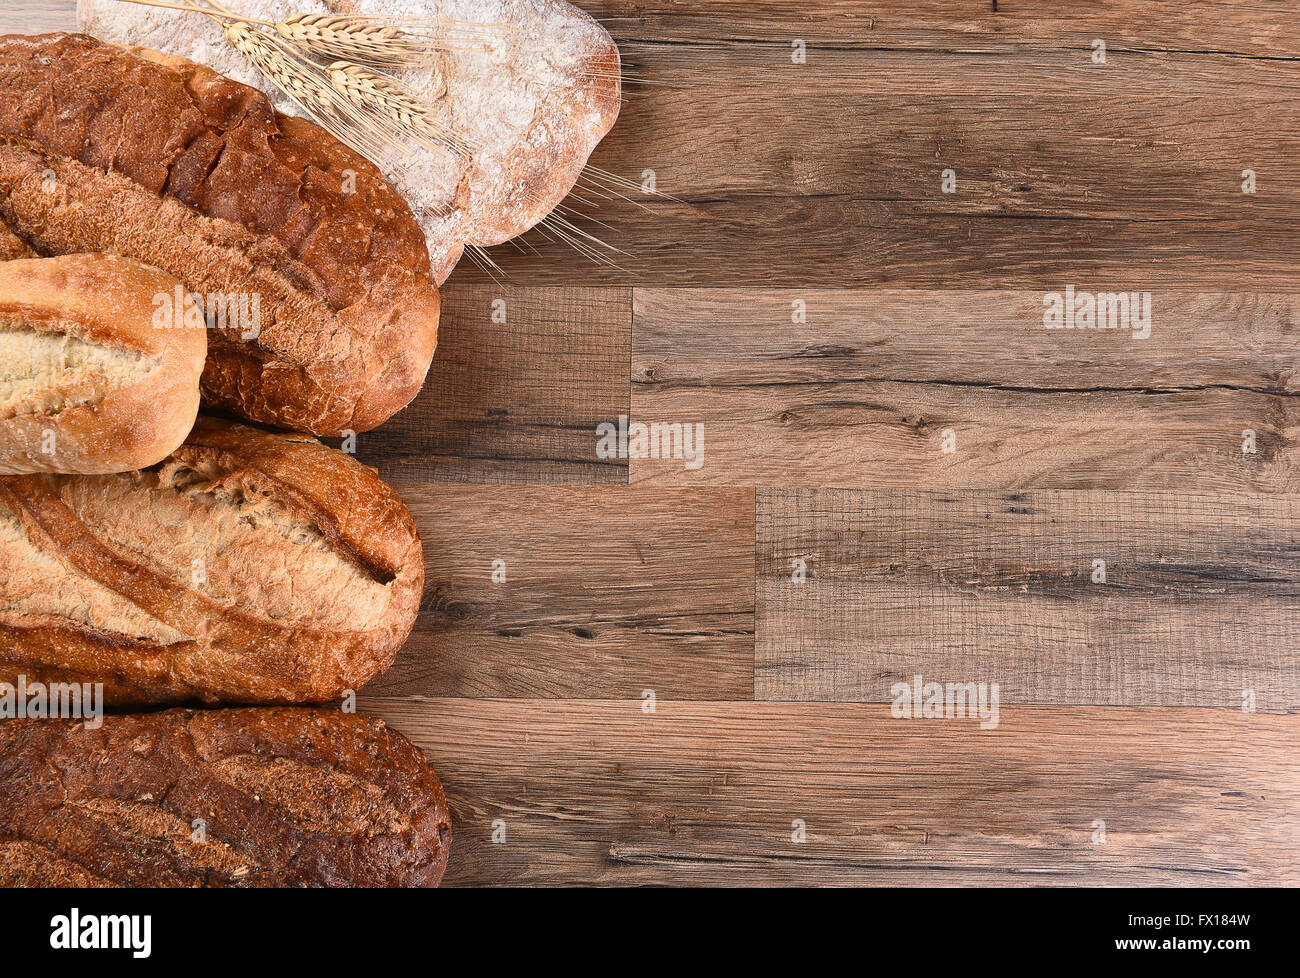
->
[[117, 1, 505, 54], [223, 22, 326, 107], [327, 62, 452, 139], [113, 1, 462, 152], [326, 57, 468, 159], [181, 2, 470, 163], [223, 20, 472, 164], [276, 13, 429, 67], [328, 62, 444, 122], [222, 22, 413, 166]]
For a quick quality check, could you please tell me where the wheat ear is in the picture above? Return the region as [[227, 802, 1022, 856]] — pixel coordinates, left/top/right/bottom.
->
[[328, 62, 445, 123], [223, 22, 329, 108], [223, 23, 414, 167], [276, 14, 430, 67], [325, 62, 472, 158]]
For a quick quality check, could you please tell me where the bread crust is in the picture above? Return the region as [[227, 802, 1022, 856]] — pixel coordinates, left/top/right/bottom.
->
[[0, 417, 425, 705], [0, 254, 207, 475], [77, 0, 624, 282], [0, 707, 451, 887], [0, 33, 439, 436]]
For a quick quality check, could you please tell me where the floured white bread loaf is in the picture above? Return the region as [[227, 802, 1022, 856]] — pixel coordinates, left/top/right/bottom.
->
[[0, 255, 207, 476], [78, 0, 623, 282]]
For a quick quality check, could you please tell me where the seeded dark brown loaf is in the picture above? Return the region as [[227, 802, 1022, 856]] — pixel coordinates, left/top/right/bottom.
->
[[0, 32, 439, 437], [0, 416, 424, 705], [0, 707, 452, 887]]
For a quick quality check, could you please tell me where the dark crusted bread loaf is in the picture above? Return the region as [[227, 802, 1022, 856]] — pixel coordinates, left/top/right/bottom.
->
[[0, 708, 451, 887], [0, 32, 439, 437], [0, 416, 424, 705]]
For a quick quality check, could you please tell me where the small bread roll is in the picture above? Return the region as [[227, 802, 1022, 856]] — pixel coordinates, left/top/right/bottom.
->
[[0, 254, 207, 475]]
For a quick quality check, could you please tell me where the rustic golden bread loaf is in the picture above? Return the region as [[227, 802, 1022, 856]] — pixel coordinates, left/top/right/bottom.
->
[[0, 254, 207, 476], [0, 707, 451, 887], [0, 417, 424, 705], [0, 32, 439, 437]]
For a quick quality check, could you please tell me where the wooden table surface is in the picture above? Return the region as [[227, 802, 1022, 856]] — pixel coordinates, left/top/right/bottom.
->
[[8, 0, 1298, 886]]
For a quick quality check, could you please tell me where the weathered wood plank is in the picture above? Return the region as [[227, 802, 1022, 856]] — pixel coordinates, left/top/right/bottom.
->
[[0, 1, 75, 34], [756, 488, 1300, 707], [613, 44, 1300, 98], [596, 92, 1300, 220], [362, 697, 1300, 886], [368, 485, 756, 699], [630, 289, 1299, 490], [468, 199, 1300, 289], [459, 4, 1300, 286], [584, 0, 1300, 58], [350, 282, 630, 485]]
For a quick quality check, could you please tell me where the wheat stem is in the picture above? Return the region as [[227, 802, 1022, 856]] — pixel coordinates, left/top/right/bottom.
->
[[223, 23, 411, 168], [328, 63, 439, 125], [113, 0, 273, 25]]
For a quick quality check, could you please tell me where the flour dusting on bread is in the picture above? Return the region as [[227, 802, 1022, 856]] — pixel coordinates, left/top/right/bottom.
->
[[77, 0, 623, 282]]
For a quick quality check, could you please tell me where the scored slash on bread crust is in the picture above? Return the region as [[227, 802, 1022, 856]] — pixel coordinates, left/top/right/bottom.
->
[[0, 255, 208, 476], [0, 32, 439, 437], [0, 707, 452, 887], [0, 416, 425, 706]]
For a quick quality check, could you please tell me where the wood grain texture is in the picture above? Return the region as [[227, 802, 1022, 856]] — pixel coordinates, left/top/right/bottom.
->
[[599, 91, 1300, 220], [471, 203, 1300, 288], [367, 485, 755, 699], [10, 0, 1299, 888], [609, 44, 1300, 98], [584, 0, 1300, 58], [756, 489, 1300, 708], [0, 1, 75, 34], [362, 696, 1300, 886], [349, 282, 631, 484], [451, 2, 1300, 286], [473, 193, 1300, 285], [631, 289, 1299, 490]]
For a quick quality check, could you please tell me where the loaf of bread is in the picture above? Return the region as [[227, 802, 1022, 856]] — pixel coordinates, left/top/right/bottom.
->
[[0, 707, 451, 887], [0, 255, 207, 476], [0, 33, 439, 436], [0, 225, 35, 261], [0, 417, 424, 705], [77, 0, 623, 282]]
